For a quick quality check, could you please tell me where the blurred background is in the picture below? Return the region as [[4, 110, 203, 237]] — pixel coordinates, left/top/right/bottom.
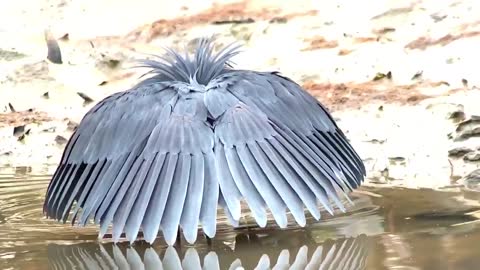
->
[[1, 0, 480, 269]]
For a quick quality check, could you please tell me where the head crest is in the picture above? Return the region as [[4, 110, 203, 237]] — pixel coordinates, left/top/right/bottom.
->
[[137, 38, 241, 85]]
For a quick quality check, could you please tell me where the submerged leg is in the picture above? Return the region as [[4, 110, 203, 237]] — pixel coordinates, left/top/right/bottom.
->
[[205, 233, 212, 246], [175, 227, 181, 246]]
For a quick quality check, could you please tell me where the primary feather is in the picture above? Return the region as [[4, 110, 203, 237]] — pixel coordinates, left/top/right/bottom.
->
[[44, 38, 365, 245]]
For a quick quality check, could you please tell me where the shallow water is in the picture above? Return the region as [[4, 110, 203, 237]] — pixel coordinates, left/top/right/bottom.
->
[[1, 166, 480, 270]]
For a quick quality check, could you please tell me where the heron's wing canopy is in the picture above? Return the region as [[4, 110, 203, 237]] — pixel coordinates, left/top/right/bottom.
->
[[44, 67, 365, 245], [44, 83, 218, 245], [216, 71, 365, 217]]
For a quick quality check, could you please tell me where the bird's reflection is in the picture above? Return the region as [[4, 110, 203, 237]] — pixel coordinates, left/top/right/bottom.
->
[[48, 233, 368, 270]]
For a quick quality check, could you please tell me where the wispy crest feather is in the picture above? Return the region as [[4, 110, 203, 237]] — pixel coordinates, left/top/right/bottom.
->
[[137, 38, 241, 85]]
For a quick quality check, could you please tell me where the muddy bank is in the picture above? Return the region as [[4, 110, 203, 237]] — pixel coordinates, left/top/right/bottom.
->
[[1, 0, 479, 189]]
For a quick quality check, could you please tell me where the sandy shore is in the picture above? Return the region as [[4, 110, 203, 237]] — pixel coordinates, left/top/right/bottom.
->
[[1, 0, 479, 189]]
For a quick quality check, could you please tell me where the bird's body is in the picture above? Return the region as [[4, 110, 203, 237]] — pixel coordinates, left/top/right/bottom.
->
[[44, 38, 365, 245]]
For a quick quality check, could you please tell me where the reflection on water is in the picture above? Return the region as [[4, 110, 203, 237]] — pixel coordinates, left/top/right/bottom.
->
[[48, 235, 368, 269], [1, 166, 480, 269]]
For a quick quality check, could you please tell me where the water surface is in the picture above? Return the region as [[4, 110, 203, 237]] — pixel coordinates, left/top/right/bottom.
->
[[1, 166, 480, 269]]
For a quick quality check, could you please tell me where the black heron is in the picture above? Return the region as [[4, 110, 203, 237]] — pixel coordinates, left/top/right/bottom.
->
[[43, 38, 365, 245]]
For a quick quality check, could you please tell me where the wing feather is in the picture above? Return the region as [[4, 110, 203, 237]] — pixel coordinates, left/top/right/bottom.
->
[[313, 133, 360, 191], [57, 131, 80, 165], [180, 154, 205, 244], [295, 131, 350, 192], [83, 159, 125, 226], [330, 131, 366, 176], [60, 163, 93, 222], [257, 140, 319, 220], [45, 163, 71, 212], [225, 146, 268, 227], [44, 163, 66, 202], [247, 142, 306, 224], [124, 153, 166, 242], [271, 128, 346, 212], [267, 136, 334, 214], [237, 144, 288, 227], [214, 143, 242, 221], [161, 154, 191, 245], [49, 164, 79, 217], [200, 151, 219, 237], [88, 155, 129, 224], [218, 191, 240, 227], [98, 154, 144, 239], [310, 132, 357, 185], [54, 163, 85, 220], [111, 156, 155, 241], [72, 159, 108, 224], [142, 153, 178, 243]]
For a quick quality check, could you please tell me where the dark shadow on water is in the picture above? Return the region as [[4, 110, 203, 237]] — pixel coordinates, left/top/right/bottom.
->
[[47, 233, 369, 270]]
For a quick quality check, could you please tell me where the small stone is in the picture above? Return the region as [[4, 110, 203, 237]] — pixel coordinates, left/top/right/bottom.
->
[[1, 151, 12, 156], [45, 30, 63, 64], [55, 135, 68, 145], [105, 59, 120, 69], [230, 24, 253, 42], [448, 111, 466, 122], [77, 92, 94, 105], [389, 156, 406, 162], [464, 152, 480, 162], [426, 103, 464, 121], [59, 33, 69, 41], [269, 17, 287, 24], [18, 133, 26, 142], [67, 120, 78, 131], [455, 116, 480, 140], [465, 169, 480, 180], [366, 139, 386, 144], [388, 156, 406, 165], [213, 18, 255, 25], [373, 71, 392, 81], [430, 13, 447, 22], [411, 71, 423, 81], [8, 103, 15, 112], [448, 147, 473, 157], [380, 167, 389, 179], [464, 169, 480, 191], [13, 125, 25, 137], [42, 127, 56, 133]]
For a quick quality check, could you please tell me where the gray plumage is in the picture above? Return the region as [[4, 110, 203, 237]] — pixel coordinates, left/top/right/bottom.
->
[[43, 38, 365, 245]]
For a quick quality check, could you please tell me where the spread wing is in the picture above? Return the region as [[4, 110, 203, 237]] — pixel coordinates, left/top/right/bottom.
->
[[213, 71, 365, 227], [228, 71, 365, 188], [44, 69, 365, 245], [44, 82, 219, 245]]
